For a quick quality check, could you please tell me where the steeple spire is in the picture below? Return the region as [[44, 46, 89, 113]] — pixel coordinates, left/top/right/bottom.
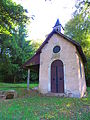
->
[[53, 19, 64, 32]]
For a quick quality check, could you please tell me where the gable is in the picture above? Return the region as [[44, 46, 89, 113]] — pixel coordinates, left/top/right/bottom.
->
[[40, 33, 77, 66], [41, 34, 75, 54], [36, 30, 86, 63]]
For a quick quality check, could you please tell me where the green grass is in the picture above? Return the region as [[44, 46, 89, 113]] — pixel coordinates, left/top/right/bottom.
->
[[0, 83, 90, 120], [0, 82, 38, 90]]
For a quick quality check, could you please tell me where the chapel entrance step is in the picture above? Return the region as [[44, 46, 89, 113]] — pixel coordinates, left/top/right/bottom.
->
[[45, 93, 67, 97]]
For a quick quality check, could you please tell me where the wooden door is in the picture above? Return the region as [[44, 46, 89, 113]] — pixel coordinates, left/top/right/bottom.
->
[[51, 60, 64, 93]]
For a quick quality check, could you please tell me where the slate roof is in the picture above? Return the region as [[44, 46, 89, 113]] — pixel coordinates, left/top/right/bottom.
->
[[23, 30, 86, 68]]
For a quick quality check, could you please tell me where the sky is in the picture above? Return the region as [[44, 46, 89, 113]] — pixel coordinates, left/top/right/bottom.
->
[[13, 0, 76, 40]]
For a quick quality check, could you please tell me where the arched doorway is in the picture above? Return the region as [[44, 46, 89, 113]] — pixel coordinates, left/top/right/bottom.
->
[[51, 60, 64, 93]]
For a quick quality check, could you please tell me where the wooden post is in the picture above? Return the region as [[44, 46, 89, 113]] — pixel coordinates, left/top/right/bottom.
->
[[27, 69, 30, 90]]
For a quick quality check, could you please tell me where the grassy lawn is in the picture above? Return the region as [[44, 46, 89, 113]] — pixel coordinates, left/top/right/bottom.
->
[[0, 82, 38, 90], [0, 83, 90, 120]]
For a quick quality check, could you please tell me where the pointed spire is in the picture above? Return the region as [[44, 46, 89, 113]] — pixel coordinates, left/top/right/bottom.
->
[[54, 19, 61, 27], [53, 19, 64, 32]]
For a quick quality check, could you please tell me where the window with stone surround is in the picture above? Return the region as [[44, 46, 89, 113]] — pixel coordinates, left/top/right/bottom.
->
[[53, 46, 60, 53]]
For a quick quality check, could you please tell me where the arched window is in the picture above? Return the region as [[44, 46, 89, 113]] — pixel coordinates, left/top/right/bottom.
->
[[79, 59, 82, 78]]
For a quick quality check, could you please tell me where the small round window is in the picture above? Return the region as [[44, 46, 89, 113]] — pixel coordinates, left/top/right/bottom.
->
[[53, 46, 60, 53]]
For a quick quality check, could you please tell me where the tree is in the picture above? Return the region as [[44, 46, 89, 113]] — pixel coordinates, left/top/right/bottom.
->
[[0, 0, 34, 83], [64, 0, 90, 85], [31, 39, 43, 52], [9, 25, 33, 83]]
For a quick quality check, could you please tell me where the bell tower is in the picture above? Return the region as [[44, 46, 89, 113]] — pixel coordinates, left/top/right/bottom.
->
[[53, 19, 64, 32]]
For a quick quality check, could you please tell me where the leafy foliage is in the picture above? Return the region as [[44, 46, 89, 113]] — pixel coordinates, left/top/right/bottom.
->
[[0, 0, 35, 83], [64, 0, 90, 85]]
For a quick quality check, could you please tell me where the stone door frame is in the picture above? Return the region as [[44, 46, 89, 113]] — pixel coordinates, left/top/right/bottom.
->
[[48, 59, 66, 93], [51, 60, 64, 93]]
